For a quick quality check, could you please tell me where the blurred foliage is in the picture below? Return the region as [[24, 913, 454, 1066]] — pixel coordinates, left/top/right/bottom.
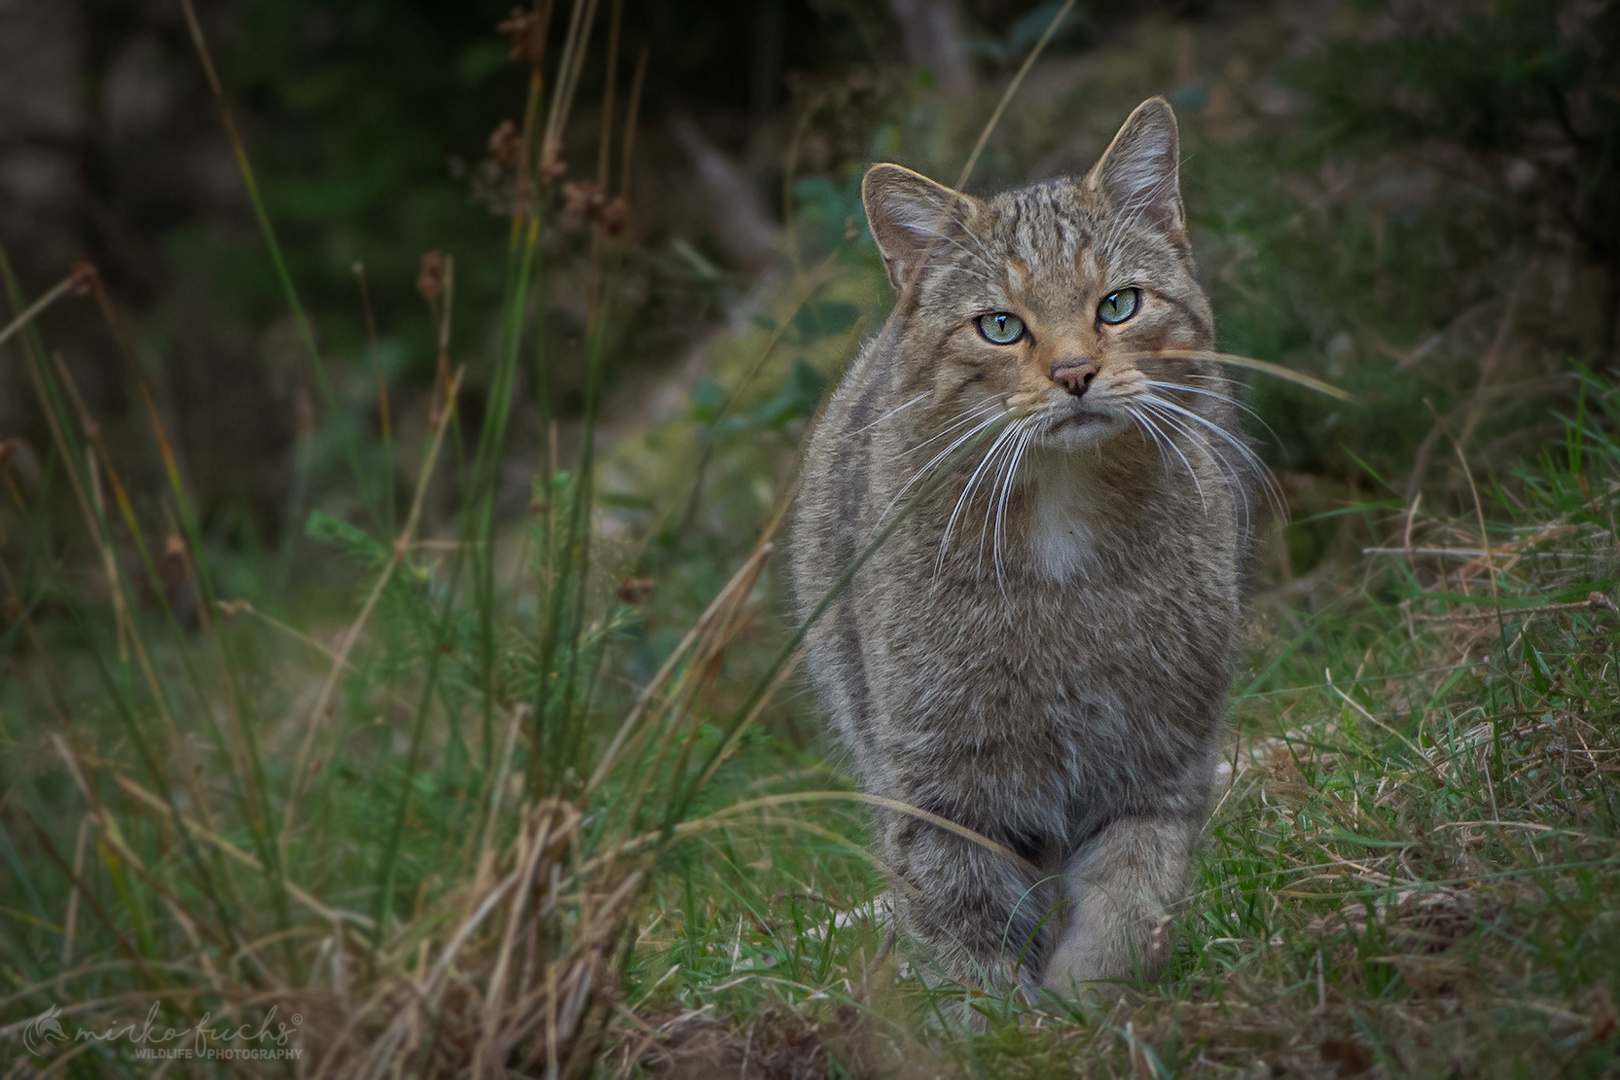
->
[[613, 0, 1620, 606], [1303, 0, 1619, 274], [200, 0, 856, 362]]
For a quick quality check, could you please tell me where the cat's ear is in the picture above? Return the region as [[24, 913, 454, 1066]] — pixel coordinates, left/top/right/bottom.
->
[[863, 164, 978, 291], [1087, 97, 1185, 237]]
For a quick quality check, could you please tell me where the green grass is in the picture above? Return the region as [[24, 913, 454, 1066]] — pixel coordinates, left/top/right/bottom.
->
[[605, 380, 1620, 1079], [3, 2, 1619, 1077]]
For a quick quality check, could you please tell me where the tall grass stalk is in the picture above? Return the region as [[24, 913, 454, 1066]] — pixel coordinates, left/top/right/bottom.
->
[[176, 0, 385, 538]]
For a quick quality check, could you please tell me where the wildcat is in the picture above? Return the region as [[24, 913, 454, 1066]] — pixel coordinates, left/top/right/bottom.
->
[[789, 98, 1257, 998]]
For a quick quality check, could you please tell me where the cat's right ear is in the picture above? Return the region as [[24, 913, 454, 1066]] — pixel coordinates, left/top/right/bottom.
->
[[862, 164, 977, 292]]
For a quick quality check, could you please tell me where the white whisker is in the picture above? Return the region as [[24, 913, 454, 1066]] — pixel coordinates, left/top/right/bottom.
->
[[1140, 398, 1250, 533], [899, 400, 1001, 458], [936, 419, 1024, 578], [1133, 398, 1208, 512], [1126, 403, 1176, 481], [853, 390, 932, 434], [992, 424, 1038, 591], [1143, 379, 1281, 446], [1143, 395, 1285, 520], [877, 409, 1005, 525], [1147, 375, 1284, 510], [1139, 397, 1271, 539], [975, 419, 1029, 579]]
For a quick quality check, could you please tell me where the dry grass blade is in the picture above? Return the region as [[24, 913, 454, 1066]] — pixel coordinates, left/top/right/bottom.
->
[[1127, 349, 1355, 401], [540, 0, 602, 174], [1411, 592, 1617, 622], [281, 365, 466, 846], [586, 536, 776, 795], [0, 265, 92, 350], [955, 0, 1078, 192], [310, 800, 622, 1079], [690, 650, 803, 794], [580, 791, 1040, 881], [109, 772, 374, 931]]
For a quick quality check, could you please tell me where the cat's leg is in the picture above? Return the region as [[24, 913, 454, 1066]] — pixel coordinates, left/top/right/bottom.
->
[[1040, 814, 1200, 996], [879, 809, 1059, 999]]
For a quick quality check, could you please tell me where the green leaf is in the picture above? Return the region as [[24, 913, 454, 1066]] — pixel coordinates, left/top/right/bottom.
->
[[306, 510, 388, 564], [793, 301, 860, 342], [1330, 829, 1416, 849], [749, 360, 827, 431], [691, 379, 725, 423]]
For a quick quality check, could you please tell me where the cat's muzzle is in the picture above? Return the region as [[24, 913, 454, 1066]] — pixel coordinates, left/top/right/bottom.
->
[[1042, 403, 1128, 445]]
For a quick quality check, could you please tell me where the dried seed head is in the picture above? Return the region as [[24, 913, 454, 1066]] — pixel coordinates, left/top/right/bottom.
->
[[562, 179, 604, 221], [599, 196, 630, 237], [489, 119, 522, 167], [69, 261, 99, 296], [162, 530, 187, 563], [497, 7, 546, 64], [417, 250, 446, 301], [562, 182, 628, 235], [539, 157, 568, 186], [615, 577, 656, 605]]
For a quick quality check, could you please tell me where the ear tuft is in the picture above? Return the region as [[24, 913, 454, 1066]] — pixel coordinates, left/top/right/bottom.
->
[[862, 164, 977, 291], [1087, 97, 1185, 237]]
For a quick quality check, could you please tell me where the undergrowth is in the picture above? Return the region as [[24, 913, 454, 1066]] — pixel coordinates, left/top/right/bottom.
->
[[606, 378, 1620, 1080]]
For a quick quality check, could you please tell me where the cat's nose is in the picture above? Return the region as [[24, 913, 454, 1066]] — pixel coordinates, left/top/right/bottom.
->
[[1050, 360, 1097, 397]]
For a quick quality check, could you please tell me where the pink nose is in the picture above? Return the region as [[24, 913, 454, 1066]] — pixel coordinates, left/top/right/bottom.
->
[[1050, 361, 1097, 397]]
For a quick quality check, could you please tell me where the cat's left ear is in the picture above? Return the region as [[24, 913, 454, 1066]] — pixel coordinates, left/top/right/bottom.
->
[[1087, 97, 1186, 237]]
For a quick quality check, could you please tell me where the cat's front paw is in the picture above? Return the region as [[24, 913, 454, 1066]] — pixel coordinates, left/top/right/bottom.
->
[[1041, 912, 1173, 999]]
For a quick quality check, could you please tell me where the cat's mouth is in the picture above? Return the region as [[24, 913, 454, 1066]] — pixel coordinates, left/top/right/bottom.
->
[[1046, 407, 1112, 428], [1039, 402, 1130, 445]]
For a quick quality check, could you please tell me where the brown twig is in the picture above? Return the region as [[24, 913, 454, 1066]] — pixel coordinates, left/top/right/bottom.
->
[[1414, 592, 1617, 624], [955, 0, 1077, 192], [0, 265, 92, 351]]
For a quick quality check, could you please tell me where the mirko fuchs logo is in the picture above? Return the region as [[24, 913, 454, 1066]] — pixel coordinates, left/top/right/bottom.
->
[[22, 1004, 65, 1055], [7, 1002, 303, 1061]]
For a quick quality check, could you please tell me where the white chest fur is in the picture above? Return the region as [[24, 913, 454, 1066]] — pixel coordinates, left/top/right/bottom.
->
[[1027, 469, 1098, 582]]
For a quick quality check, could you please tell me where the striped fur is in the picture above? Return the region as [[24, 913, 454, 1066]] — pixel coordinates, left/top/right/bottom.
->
[[788, 99, 1255, 998]]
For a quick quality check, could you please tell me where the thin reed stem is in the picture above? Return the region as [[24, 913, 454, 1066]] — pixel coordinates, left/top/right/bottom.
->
[[177, 0, 384, 530], [955, 0, 1077, 192]]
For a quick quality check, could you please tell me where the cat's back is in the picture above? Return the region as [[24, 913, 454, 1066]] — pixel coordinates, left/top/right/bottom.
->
[[789, 322, 897, 615], [789, 322, 918, 764]]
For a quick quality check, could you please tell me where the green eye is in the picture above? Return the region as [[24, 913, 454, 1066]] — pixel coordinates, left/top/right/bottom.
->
[[1097, 287, 1140, 325], [976, 312, 1025, 345]]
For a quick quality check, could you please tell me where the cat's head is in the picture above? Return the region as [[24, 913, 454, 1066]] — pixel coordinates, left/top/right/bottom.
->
[[863, 97, 1216, 450]]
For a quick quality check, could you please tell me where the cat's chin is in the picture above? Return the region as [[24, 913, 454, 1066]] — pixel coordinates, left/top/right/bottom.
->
[[1039, 409, 1131, 450]]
